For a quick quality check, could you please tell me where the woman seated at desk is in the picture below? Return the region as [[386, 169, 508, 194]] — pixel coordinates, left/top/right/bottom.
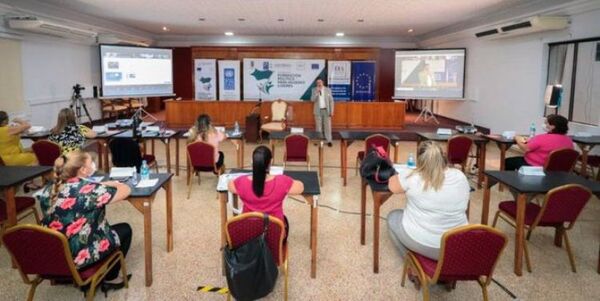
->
[[387, 141, 470, 260], [0, 110, 37, 166], [505, 114, 573, 171], [228, 146, 304, 242], [49, 108, 97, 155], [187, 114, 226, 170], [35, 151, 132, 293]]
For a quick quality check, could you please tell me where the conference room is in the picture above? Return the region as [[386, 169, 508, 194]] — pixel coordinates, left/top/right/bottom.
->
[[1, 0, 600, 300]]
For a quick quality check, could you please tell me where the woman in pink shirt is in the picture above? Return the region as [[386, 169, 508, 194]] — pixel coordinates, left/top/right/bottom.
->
[[188, 114, 226, 169], [505, 114, 573, 171], [228, 146, 304, 241]]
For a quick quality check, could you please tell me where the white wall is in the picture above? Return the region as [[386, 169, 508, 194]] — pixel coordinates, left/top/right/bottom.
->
[[420, 8, 600, 137], [19, 38, 102, 128]]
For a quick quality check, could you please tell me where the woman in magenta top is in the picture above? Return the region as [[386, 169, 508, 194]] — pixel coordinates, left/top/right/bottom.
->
[[505, 114, 574, 171], [228, 146, 304, 240]]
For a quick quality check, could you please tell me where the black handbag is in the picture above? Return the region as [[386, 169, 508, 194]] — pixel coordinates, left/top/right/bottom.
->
[[360, 145, 397, 188], [224, 214, 279, 301]]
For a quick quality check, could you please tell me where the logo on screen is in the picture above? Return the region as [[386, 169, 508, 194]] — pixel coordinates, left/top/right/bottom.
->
[[311, 64, 320, 70], [224, 68, 235, 90], [263, 62, 270, 70]]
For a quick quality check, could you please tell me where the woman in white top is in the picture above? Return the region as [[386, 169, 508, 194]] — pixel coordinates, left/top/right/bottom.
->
[[387, 140, 470, 260]]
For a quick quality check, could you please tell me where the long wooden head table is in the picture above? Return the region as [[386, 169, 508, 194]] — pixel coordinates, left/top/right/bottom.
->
[[165, 100, 406, 130]]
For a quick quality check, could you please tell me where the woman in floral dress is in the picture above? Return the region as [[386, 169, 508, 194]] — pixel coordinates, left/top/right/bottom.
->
[[35, 151, 132, 292]]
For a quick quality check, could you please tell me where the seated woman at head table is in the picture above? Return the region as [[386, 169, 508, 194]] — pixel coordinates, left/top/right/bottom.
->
[[504, 114, 573, 171], [49, 108, 97, 155], [35, 151, 133, 294], [228, 146, 304, 243], [0, 110, 37, 166], [387, 141, 470, 260], [187, 114, 228, 171]]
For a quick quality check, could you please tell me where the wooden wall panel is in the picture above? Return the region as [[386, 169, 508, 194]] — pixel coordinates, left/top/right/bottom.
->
[[166, 100, 405, 129], [172, 47, 193, 99]]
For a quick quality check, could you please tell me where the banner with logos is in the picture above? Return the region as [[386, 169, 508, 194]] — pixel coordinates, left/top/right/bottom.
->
[[351, 61, 376, 102], [194, 59, 217, 100], [327, 60, 351, 101], [218, 60, 241, 100], [243, 58, 326, 101]]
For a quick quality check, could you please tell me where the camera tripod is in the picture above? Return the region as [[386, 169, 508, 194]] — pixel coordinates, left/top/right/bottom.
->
[[70, 91, 93, 124]]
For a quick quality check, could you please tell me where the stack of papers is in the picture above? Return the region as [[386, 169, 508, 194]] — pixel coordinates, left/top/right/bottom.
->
[[136, 178, 158, 188], [109, 167, 136, 179], [92, 125, 107, 133], [436, 128, 452, 135], [28, 126, 45, 133], [270, 166, 284, 175], [518, 166, 545, 176], [217, 173, 251, 191], [290, 127, 304, 133]]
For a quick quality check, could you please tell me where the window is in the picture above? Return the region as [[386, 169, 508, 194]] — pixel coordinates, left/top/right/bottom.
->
[[547, 38, 600, 125]]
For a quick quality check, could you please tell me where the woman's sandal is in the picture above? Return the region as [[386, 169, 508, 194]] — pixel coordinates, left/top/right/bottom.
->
[[100, 274, 132, 297]]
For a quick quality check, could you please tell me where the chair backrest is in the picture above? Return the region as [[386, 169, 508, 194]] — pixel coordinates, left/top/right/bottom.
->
[[1, 224, 82, 283], [284, 134, 309, 161], [271, 101, 288, 121], [364, 134, 391, 154], [226, 212, 285, 266], [432, 225, 507, 282], [535, 184, 592, 227], [187, 141, 216, 172], [447, 135, 473, 165], [32, 140, 61, 166], [109, 138, 143, 172], [544, 148, 579, 172], [0, 155, 5, 166]]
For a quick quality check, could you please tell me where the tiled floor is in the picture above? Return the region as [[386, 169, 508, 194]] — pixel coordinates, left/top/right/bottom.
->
[[1, 140, 598, 301]]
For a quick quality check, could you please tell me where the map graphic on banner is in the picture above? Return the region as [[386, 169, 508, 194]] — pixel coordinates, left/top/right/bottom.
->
[[327, 61, 351, 101], [194, 59, 216, 100], [218, 60, 240, 100], [243, 59, 326, 101]]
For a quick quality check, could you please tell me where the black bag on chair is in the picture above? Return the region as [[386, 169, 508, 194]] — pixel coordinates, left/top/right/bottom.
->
[[360, 145, 397, 189], [224, 214, 279, 301]]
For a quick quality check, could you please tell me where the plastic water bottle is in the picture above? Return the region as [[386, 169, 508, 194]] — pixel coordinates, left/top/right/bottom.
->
[[407, 153, 416, 169], [529, 122, 536, 138], [234, 121, 240, 133], [140, 160, 150, 181]]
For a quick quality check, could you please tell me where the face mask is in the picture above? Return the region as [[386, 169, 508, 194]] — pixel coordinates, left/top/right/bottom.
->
[[88, 161, 97, 177]]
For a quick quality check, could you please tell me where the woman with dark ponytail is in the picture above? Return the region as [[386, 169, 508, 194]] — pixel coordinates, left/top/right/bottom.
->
[[228, 146, 304, 240], [34, 151, 133, 294]]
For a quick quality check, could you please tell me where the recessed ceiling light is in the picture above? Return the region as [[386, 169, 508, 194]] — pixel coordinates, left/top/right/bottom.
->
[[238, 18, 245, 22], [277, 18, 284, 22], [317, 18, 324, 22], [357, 19, 364, 23], [224, 31, 234, 36], [336, 32, 345, 37], [162, 26, 169, 31], [198, 17, 206, 21], [407, 28, 414, 33]]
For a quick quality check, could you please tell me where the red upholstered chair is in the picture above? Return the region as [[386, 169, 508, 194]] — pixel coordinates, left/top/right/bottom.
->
[[356, 134, 391, 175], [283, 134, 310, 170], [225, 212, 288, 301], [447, 135, 473, 172], [0, 155, 5, 166], [493, 184, 592, 273], [401, 225, 507, 301], [1, 224, 128, 301], [186, 141, 224, 199], [544, 148, 579, 172], [31, 140, 61, 166], [0, 197, 40, 248]]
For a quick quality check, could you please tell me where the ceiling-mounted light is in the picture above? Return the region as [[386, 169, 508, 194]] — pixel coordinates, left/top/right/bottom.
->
[[336, 32, 345, 37], [162, 26, 169, 31], [407, 28, 414, 33], [224, 31, 234, 36]]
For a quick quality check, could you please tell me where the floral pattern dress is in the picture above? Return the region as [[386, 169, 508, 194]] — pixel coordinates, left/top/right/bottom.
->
[[49, 124, 92, 155], [35, 178, 120, 269]]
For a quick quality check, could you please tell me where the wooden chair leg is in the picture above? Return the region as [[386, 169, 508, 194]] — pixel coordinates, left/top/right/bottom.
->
[[401, 256, 409, 287], [422, 280, 430, 301], [478, 279, 489, 301], [563, 231, 577, 273], [187, 172, 193, 199], [523, 240, 532, 273], [27, 277, 42, 301], [32, 208, 40, 224], [355, 158, 359, 175], [492, 211, 501, 227], [284, 259, 288, 301]]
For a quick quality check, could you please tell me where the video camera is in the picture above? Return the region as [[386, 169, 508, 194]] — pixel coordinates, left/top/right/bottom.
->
[[72, 84, 85, 98]]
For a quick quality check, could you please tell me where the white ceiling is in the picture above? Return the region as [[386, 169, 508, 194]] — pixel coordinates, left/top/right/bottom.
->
[[39, 0, 529, 37]]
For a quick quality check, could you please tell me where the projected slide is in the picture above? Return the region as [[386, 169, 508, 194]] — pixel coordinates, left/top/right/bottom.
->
[[100, 45, 173, 97], [394, 49, 465, 99]]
